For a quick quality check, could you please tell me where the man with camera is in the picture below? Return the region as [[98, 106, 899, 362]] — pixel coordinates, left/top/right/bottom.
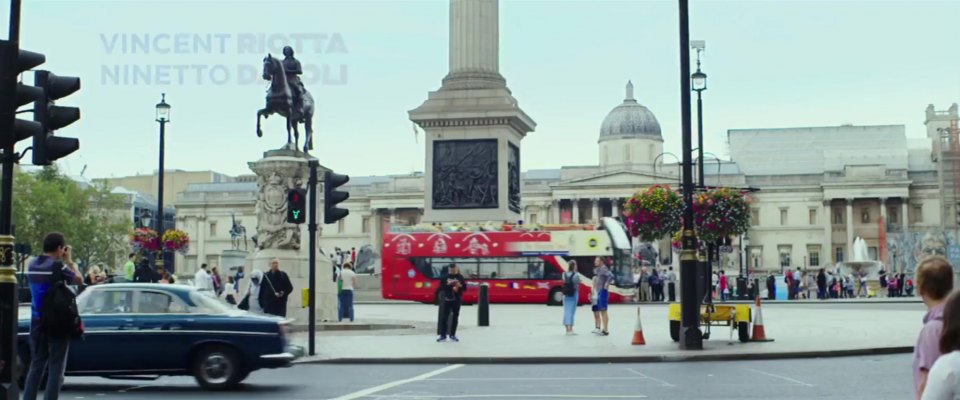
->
[[23, 232, 82, 400]]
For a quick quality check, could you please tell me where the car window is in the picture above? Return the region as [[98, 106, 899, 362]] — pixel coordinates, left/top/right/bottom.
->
[[79, 289, 134, 314], [137, 291, 189, 314], [189, 291, 232, 314]]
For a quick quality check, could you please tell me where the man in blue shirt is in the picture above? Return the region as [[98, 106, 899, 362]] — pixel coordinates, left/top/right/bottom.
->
[[23, 232, 81, 400]]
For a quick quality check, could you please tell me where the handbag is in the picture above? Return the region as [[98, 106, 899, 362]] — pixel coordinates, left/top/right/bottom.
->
[[238, 293, 250, 310]]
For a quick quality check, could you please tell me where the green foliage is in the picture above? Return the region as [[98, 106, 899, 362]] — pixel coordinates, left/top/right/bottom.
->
[[12, 165, 129, 269]]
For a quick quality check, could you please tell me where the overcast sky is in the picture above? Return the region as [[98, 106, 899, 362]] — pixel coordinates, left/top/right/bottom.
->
[[6, 0, 959, 180]]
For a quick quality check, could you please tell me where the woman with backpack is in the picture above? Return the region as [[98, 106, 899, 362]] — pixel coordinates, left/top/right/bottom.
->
[[561, 260, 581, 335]]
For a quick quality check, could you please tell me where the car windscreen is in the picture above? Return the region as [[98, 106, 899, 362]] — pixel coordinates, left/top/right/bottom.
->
[[189, 291, 233, 314]]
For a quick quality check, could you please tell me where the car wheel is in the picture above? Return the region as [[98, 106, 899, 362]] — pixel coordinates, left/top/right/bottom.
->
[[192, 345, 244, 390], [547, 288, 563, 306]]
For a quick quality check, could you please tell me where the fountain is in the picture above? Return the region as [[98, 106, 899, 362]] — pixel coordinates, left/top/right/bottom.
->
[[839, 237, 882, 278]]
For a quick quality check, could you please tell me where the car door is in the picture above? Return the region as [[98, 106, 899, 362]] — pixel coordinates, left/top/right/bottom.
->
[[68, 288, 138, 373], [131, 289, 190, 372]]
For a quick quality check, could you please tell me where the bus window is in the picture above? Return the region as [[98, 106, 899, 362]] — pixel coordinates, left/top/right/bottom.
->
[[498, 258, 528, 279], [526, 261, 543, 279]]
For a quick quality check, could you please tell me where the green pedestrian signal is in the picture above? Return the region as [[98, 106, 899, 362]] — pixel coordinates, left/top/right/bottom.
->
[[287, 188, 307, 224]]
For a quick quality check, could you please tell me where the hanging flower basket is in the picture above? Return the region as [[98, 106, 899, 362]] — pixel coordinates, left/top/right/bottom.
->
[[130, 228, 159, 253], [693, 187, 751, 244], [624, 184, 683, 242], [162, 229, 191, 255]]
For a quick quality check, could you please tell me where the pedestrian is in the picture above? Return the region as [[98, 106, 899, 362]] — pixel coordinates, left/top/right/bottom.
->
[[211, 266, 223, 297], [239, 270, 264, 313], [591, 276, 602, 334], [666, 266, 678, 302], [880, 269, 888, 298], [713, 270, 720, 300], [913, 256, 955, 399], [719, 270, 729, 302], [858, 272, 868, 298], [649, 269, 662, 302], [639, 267, 650, 302], [123, 253, 136, 282], [785, 269, 795, 300], [899, 272, 906, 298], [437, 263, 466, 342], [888, 274, 899, 298], [262, 258, 294, 317], [338, 261, 357, 322], [134, 259, 159, 283], [83, 265, 105, 287], [561, 260, 580, 335], [845, 275, 855, 298], [157, 267, 176, 284], [593, 257, 615, 336], [816, 268, 827, 300], [906, 278, 915, 297], [224, 275, 238, 304], [194, 263, 213, 294], [22, 232, 83, 400], [920, 291, 960, 400]]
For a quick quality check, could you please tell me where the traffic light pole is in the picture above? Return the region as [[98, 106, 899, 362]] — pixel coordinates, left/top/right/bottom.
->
[[0, 1, 22, 397], [307, 159, 318, 356]]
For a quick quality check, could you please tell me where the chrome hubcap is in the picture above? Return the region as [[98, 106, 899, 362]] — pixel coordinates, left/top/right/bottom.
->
[[200, 353, 233, 384]]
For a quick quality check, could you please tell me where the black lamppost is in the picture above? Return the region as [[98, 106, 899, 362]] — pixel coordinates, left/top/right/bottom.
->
[[691, 42, 707, 190], [677, 0, 702, 350], [155, 94, 171, 270]]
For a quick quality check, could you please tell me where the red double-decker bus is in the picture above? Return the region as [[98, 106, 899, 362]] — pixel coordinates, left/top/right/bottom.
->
[[381, 217, 635, 305]]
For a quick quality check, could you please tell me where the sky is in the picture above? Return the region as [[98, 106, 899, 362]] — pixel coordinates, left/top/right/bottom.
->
[[4, 0, 959, 180]]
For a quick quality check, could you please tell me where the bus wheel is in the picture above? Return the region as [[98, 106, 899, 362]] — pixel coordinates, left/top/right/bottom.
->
[[547, 288, 563, 306], [669, 320, 680, 342]]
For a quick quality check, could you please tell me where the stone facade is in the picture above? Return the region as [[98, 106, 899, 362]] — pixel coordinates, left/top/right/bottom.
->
[[172, 103, 954, 277]]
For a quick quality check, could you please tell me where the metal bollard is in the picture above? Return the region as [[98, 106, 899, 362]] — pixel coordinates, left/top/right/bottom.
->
[[478, 283, 489, 327]]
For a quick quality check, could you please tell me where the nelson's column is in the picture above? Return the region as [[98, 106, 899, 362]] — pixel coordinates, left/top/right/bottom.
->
[[409, 0, 536, 222]]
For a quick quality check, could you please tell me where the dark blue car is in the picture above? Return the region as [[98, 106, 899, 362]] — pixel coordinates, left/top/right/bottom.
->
[[18, 283, 302, 390]]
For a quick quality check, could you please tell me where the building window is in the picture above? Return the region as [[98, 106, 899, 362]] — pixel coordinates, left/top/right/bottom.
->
[[833, 208, 843, 224], [209, 222, 216, 237], [751, 209, 760, 226], [913, 205, 923, 223], [809, 209, 817, 225], [778, 245, 791, 268], [835, 247, 844, 263], [337, 219, 345, 233], [889, 208, 898, 225], [362, 216, 370, 234], [807, 245, 820, 267], [861, 208, 871, 223], [868, 247, 878, 260], [780, 208, 788, 226], [748, 246, 762, 270], [530, 213, 538, 224]]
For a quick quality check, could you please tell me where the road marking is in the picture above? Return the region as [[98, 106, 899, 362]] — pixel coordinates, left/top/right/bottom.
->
[[427, 377, 643, 381], [746, 368, 815, 387], [330, 364, 465, 400], [626, 368, 676, 387], [364, 396, 647, 399]]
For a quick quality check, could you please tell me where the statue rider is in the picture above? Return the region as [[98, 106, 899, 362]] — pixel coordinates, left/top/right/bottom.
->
[[282, 46, 305, 116]]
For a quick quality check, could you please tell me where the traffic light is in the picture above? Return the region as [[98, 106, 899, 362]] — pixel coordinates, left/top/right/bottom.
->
[[32, 70, 80, 165], [287, 188, 307, 224], [0, 40, 45, 148], [323, 170, 350, 224]]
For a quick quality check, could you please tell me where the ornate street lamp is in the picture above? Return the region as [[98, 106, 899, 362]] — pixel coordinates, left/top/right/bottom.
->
[[155, 94, 170, 272]]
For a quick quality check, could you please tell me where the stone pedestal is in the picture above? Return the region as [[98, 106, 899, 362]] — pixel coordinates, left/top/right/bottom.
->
[[409, 0, 536, 223], [219, 249, 248, 273], [247, 145, 338, 322]]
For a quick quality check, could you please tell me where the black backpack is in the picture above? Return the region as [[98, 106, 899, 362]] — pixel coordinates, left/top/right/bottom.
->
[[562, 272, 576, 296], [39, 265, 84, 340]]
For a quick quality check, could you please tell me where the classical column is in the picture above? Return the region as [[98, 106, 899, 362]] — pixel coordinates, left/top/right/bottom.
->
[[552, 200, 560, 223], [901, 199, 909, 227], [613, 198, 621, 217], [823, 200, 832, 265], [845, 198, 854, 262], [592, 198, 600, 224], [880, 198, 888, 222], [444, 0, 505, 90], [572, 198, 580, 224]]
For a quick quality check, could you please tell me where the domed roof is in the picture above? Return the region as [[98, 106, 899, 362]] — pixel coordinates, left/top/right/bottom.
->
[[599, 81, 662, 142]]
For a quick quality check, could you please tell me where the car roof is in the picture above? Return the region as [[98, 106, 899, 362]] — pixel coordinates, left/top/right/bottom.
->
[[86, 283, 196, 295]]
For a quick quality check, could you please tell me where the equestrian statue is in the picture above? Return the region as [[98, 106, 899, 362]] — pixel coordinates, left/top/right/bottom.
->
[[257, 45, 316, 153]]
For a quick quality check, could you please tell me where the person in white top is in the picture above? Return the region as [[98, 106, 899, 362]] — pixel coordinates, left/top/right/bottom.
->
[[194, 263, 215, 295], [921, 291, 960, 400], [338, 262, 358, 322]]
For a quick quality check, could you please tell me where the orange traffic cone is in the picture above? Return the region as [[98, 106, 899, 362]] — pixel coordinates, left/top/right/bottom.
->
[[750, 296, 774, 342], [631, 307, 646, 345]]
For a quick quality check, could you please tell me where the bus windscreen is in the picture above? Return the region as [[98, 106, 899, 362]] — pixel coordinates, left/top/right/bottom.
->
[[600, 217, 630, 251]]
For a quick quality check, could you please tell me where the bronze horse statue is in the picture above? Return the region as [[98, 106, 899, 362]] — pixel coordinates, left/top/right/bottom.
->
[[256, 54, 315, 152]]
